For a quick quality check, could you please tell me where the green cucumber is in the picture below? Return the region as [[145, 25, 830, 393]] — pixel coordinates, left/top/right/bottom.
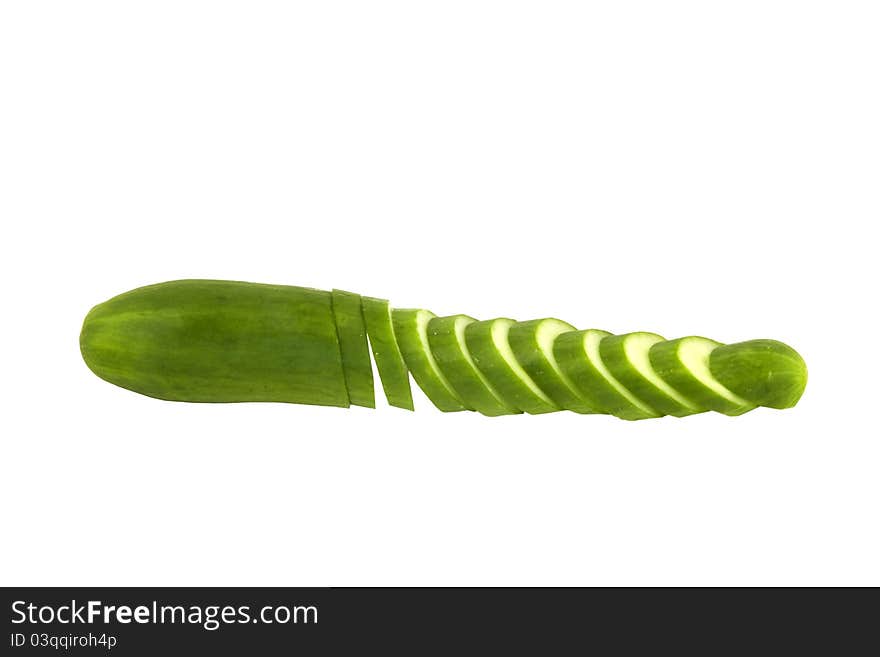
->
[[427, 315, 519, 417], [508, 319, 596, 414], [464, 318, 558, 415], [361, 296, 414, 411], [650, 337, 753, 416], [599, 333, 702, 417], [392, 309, 468, 412], [553, 330, 659, 420], [331, 289, 375, 408], [81, 279, 808, 420], [710, 339, 807, 409], [79, 280, 350, 406]]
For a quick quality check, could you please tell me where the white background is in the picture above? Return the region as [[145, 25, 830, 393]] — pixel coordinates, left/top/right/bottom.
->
[[1, 1, 878, 586]]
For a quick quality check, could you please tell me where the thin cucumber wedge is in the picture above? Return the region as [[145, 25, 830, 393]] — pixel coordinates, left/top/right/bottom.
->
[[331, 289, 375, 408], [361, 296, 414, 411], [553, 330, 659, 420], [650, 337, 754, 416], [79, 280, 350, 407], [599, 332, 701, 417], [464, 318, 558, 415], [427, 315, 519, 417], [508, 318, 596, 414], [392, 309, 468, 412], [710, 339, 807, 409]]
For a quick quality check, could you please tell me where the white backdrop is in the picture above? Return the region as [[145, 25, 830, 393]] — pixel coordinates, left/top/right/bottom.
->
[[1, 1, 877, 586]]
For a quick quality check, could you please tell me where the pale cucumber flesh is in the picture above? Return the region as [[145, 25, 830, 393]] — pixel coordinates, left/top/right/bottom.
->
[[361, 296, 414, 411], [392, 309, 468, 412], [331, 289, 375, 408], [465, 318, 558, 414], [428, 315, 519, 417], [508, 319, 596, 414]]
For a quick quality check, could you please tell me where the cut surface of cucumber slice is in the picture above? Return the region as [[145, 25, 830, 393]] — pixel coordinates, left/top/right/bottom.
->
[[428, 315, 519, 417], [465, 318, 558, 414], [650, 337, 753, 416], [361, 296, 414, 411], [599, 332, 701, 417], [392, 308, 468, 412], [508, 319, 596, 414], [710, 339, 807, 409], [553, 329, 659, 420], [331, 289, 375, 408]]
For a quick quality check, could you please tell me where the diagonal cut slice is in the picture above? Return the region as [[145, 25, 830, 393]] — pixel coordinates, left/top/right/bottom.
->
[[428, 315, 520, 417], [361, 296, 414, 411], [392, 308, 468, 412], [331, 289, 375, 408]]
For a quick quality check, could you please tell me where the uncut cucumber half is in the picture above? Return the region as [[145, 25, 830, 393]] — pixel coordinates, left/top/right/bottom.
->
[[508, 319, 596, 414], [361, 296, 414, 411], [464, 318, 558, 415], [80, 279, 807, 420], [392, 309, 468, 412], [650, 337, 753, 416], [600, 333, 702, 418], [80, 280, 350, 406], [331, 289, 375, 408], [427, 315, 519, 417]]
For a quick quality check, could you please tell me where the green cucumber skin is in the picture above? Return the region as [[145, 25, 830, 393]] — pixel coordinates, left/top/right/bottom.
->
[[79, 280, 350, 407], [464, 319, 558, 415], [331, 289, 375, 408], [427, 315, 519, 417], [599, 333, 701, 418], [507, 319, 596, 414], [710, 340, 807, 409], [361, 296, 414, 411], [649, 338, 752, 416], [553, 330, 659, 421], [392, 309, 468, 412]]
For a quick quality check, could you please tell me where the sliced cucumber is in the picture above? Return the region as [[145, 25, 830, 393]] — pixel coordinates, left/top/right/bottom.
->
[[427, 315, 519, 417], [710, 339, 807, 409], [599, 332, 701, 417], [392, 309, 468, 412], [508, 319, 596, 414], [331, 289, 375, 408], [361, 296, 414, 411], [553, 329, 659, 420], [464, 318, 558, 415], [650, 337, 753, 416]]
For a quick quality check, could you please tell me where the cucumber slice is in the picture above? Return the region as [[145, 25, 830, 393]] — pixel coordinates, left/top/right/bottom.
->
[[331, 289, 375, 408], [650, 337, 754, 416], [392, 309, 468, 412], [361, 296, 414, 411], [599, 332, 701, 417], [464, 318, 558, 415], [710, 339, 807, 409], [508, 319, 596, 414], [427, 315, 519, 417], [553, 330, 659, 420]]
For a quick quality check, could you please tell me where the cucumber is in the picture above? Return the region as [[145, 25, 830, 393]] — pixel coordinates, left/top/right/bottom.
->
[[392, 309, 468, 412], [553, 330, 659, 420], [649, 337, 753, 416], [464, 318, 558, 415], [80, 279, 808, 420], [710, 339, 807, 409], [599, 333, 702, 418], [427, 315, 519, 417], [331, 289, 375, 408], [79, 280, 350, 406], [361, 296, 414, 411], [508, 319, 596, 414]]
